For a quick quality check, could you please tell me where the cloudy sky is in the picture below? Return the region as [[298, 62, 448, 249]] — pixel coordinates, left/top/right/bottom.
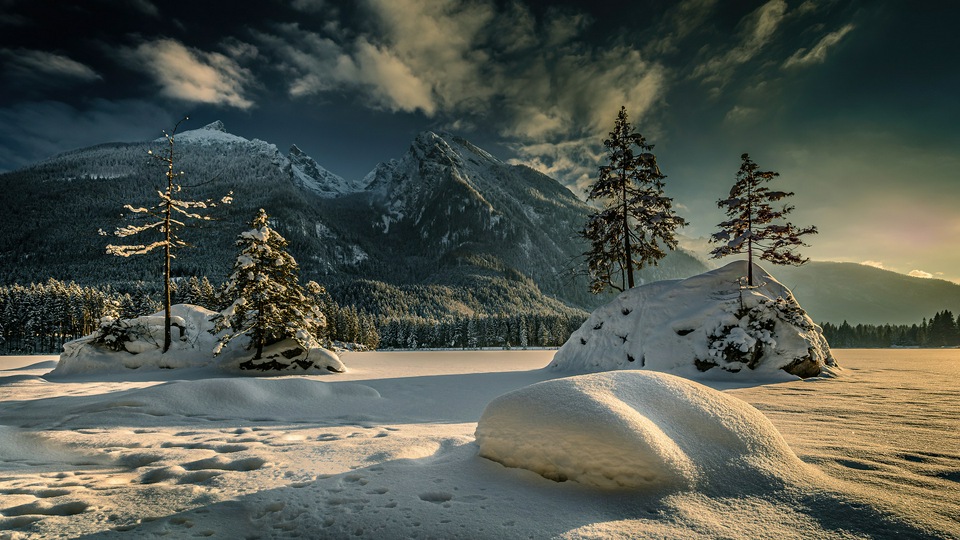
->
[[1, 0, 958, 282]]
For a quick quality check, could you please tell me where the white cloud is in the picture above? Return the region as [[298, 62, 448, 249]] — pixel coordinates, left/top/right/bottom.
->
[[908, 270, 933, 279], [692, 0, 787, 87], [122, 39, 255, 109], [861, 260, 885, 269], [646, 0, 718, 55], [2, 49, 100, 82], [724, 105, 758, 124], [508, 138, 606, 195], [351, 39, 437, 114], [783, 24, 855, 68]]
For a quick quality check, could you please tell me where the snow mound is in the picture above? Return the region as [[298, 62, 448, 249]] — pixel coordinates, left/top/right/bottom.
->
[[53, 304, 344, 376], [475, 370, 805, 490], [551, 261, 836, 378]]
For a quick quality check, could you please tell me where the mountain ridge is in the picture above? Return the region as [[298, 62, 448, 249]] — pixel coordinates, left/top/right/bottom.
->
[[1, 121, 708, 320]]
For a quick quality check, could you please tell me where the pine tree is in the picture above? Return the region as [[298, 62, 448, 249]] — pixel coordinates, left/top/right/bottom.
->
[[182, 276, 202, 305], [105, 117, 231, 352], [198, 276, 217, 309], [518, 314, 528, 349], [581, 106, 687, 293], [710, 153, 817, 286], [214, 209, 326, 364]]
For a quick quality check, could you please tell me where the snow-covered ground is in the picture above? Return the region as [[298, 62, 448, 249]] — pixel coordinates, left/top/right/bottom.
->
[[0, 350, 957, 539]]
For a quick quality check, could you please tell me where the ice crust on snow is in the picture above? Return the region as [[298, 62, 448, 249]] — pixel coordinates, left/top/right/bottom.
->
[[476, 370, 806, 489], [53, 304, 344, 376], [552, 261, 835, 378]]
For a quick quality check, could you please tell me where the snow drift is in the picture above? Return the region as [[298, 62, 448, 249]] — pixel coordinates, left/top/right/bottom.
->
[[52, 304, 344, 376], [75, 378, 381, 421], [475, 370, 807, 489], [551, 261, 836, 378]]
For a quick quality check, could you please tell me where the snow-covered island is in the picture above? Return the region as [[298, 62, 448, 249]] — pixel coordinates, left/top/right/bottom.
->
[[552, 261, 837, 379], [51, 304, 345, 377]]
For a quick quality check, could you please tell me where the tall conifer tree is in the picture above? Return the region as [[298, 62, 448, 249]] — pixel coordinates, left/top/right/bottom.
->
[[710, 153, 817, 286], [214, 209, 326, 364], [581, 106, 687, 293]]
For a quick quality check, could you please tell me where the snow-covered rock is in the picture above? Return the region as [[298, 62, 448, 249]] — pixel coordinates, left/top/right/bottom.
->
[[475, 370, 806, 490], [53, 304, 344, 376], [551, 261, 836, 379]]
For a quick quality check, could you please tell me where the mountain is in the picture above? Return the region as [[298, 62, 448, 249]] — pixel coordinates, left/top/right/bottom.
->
[[674, 238, 960, 326], [0, 122, 707, 320], [772, 262, 960, 325]]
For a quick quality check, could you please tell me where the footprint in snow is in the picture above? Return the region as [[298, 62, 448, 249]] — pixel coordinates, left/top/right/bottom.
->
[[182, 456, 269, 472], [2, 500, 89, 516]]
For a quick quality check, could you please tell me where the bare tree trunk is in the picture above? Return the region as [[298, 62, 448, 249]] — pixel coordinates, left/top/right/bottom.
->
[[254, 295, 264, 360], [747, 175, 754, 287], [163, 199, 172, 352], [162, 182, 172, 353], [623, 176, 634, 289]]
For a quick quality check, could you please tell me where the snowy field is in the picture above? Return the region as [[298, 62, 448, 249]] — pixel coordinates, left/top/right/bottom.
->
[[0, 349, 957, 539]]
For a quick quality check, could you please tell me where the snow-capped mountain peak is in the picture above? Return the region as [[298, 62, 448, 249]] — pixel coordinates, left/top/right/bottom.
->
[[202, 120, 226, 132], [168, 120, 251, 146], [286, 144, 365, 197]]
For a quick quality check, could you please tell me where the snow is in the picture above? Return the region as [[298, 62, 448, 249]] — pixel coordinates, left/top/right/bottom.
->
[[0, 349, 957, 538], [167, 121, 251, 146], [476, 371, 804, 490], [53, 304, 344, 376], [552, 261, 835, 378]]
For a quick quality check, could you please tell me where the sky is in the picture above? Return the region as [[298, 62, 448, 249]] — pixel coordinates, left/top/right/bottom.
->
[[1, 0, 958, 282]]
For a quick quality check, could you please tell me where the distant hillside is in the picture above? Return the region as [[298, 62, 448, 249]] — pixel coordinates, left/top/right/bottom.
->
[[773, 261, 960, 325]]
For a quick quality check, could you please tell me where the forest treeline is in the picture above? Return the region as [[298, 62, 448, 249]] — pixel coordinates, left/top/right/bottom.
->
[[4, 277, 958, 354], [819, 310, 960, 348], [0, 278, 584, 354], [0, 278, 378, 354]]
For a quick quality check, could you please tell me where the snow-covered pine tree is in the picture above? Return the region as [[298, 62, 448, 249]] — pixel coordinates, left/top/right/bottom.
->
[[710, 153, 818, 286], [105, 117, 231, 352], [182, 276, 202, 305], [198, 276, 217, 309], [214, 208, 326, 367], [581, 106, 687, 293]]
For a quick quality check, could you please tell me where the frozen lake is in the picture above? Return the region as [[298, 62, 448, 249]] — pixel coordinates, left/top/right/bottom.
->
[[0, 349, 957, 538]]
